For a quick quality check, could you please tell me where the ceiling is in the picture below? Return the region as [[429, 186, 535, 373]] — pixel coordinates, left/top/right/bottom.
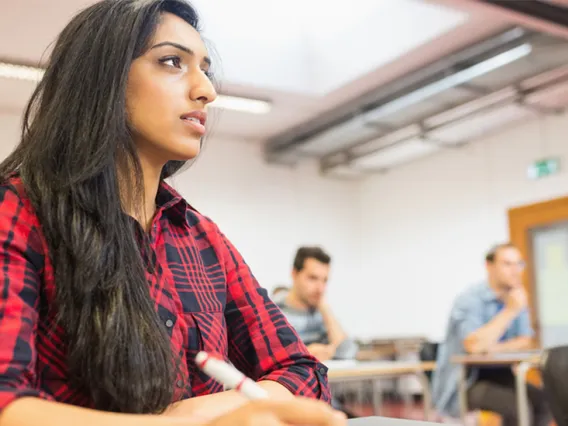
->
[[1, 0, 568, 178]]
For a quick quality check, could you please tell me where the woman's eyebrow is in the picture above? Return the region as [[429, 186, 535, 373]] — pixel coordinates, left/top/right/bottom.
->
[[151, 41, 211, 66]]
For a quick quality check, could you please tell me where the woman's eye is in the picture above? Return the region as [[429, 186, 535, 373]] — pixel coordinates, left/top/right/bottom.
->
[[160, 56, 182, 68]]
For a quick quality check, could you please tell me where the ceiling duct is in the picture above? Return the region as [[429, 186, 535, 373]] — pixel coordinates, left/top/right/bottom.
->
[[264, 27, 535, 163], [262, 21, 568, 178], [320, 66, 568, 176]]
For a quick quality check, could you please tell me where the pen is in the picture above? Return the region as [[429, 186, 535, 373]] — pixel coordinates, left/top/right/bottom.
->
[[195, 351, 269, 400]]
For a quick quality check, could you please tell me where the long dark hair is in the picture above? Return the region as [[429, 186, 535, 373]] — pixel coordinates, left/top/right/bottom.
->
[[0, 0, 204, 414]]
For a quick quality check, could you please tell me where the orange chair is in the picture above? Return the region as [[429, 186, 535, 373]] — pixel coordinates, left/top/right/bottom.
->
[[478, 410, 501, 426]]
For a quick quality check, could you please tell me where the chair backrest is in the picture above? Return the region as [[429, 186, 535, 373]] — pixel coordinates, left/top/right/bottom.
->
[[419, 341, 439, 382], [541, 345, 568, 426]]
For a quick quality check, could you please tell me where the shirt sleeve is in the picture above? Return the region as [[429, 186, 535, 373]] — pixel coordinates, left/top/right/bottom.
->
[[515, 309, 535, 338], [216, 228, 331, 402], [0, 186, 53, 413], [451, 295, 485, 343]]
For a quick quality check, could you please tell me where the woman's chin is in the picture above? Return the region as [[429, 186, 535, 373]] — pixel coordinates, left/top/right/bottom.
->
[[170, 139, 202, 161]]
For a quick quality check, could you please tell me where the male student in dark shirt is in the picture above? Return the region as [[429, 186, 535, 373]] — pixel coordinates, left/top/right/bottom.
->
[[273, 247, 358, 418], [274, 246, 358, 361]]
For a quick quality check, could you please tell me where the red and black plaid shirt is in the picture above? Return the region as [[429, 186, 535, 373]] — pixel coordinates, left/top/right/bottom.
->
[[0, 176, 330, 413]]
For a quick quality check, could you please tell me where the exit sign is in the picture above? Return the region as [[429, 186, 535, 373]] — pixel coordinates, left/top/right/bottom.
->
[[527, 158, 560, 180]]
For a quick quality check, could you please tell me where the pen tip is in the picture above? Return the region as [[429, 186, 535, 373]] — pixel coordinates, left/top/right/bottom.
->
[[195, 351, 208, 368]]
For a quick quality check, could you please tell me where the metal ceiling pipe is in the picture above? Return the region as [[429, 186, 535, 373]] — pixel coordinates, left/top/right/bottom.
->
[[264, 27, 530, 161], [319, 71, 568, 173]]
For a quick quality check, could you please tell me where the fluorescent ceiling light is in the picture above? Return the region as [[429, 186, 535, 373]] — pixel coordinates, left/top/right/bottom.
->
[[210, 94, 271, 114], [0, 62, 45, 81], [427, 103, 531, 144], [352, 137, 439, 170], [325, 165, 364, 179], [524, 79, 568, 109], [351, 124, 421, 156], [0, 61, 271, 115], [424, 87, 517, 128], [298, 116, 379, 155], [363, 43, 532, 123]]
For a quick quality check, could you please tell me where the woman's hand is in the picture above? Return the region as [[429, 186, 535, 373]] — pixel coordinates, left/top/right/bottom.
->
[[207, 398, 347, 426]]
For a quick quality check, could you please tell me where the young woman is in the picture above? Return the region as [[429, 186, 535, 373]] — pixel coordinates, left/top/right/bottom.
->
[[0, 1, 344, 425]]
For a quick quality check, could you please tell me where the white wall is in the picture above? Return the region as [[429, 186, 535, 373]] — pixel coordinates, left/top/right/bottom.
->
[[358, 112, 568, 341], [0, 113, 361, 322], [0, 113, 21, 160]]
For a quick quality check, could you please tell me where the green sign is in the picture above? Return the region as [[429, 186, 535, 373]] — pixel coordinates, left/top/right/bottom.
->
[[527, 158, 560, 180]]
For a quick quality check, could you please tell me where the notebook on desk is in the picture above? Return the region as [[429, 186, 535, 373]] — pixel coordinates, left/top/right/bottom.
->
[[324, 359, 358, 369]]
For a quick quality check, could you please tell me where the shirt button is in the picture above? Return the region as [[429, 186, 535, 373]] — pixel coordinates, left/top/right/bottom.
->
[[318, 367, 326, 374], [165, 319, 174, 328], [176, 379, 184, 388]]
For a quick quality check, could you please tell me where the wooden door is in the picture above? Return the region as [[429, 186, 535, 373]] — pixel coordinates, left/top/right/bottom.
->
[[508, 196, 568, 347]]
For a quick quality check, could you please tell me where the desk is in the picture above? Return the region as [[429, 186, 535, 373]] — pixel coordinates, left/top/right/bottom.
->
[[452, 351, 541, 426], [326, 360, 436, 419], [348, 416, 439, 426], [356, 337, 427, 361]]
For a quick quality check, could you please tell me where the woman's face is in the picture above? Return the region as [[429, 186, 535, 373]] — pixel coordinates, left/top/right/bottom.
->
[[126, 13, 217, 165]]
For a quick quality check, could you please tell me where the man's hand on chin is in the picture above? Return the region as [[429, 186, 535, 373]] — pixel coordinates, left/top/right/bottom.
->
[[317, 298, 330, 312]]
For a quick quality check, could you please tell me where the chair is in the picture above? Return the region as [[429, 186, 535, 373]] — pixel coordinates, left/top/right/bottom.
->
[[540, 345, 568, 426], [418, 341, 438, 383]]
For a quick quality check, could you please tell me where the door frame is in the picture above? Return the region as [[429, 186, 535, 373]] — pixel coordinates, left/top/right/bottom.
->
[[508, 195, 568, 347]]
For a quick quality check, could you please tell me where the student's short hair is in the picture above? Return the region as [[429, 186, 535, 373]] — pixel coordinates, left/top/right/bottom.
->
[[485, 242, 518, 263], [293, 246, 331, 271]]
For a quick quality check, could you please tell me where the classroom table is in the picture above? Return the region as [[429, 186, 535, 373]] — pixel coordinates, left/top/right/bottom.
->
[[451, 351, 541, 426], [348, 416, 439, 426], [325, 360, 436, 419]]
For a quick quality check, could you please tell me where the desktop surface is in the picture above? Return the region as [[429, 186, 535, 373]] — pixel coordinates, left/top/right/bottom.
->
[[452, 350, 541, 365], [348, 417, 438, 426]]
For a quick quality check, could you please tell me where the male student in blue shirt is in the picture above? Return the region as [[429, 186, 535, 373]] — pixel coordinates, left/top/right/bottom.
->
[[432, 243, 551, 426]]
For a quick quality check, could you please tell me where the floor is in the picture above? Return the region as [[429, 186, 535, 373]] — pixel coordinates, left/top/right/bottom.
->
[[347, 400, 429, 420]]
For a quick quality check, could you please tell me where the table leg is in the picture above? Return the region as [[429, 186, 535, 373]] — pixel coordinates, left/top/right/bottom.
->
[[402, 388, 412, 412], [515, 361, 531, 426], [458, 364, 468, 422], [356, 380, 365, 413], [372, 379, 383, 416], [416, 371, 432, 421]]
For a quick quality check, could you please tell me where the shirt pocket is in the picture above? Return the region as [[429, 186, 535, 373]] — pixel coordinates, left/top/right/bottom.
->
[[165, 236, 227, 313], [186, 311, 229, 395]]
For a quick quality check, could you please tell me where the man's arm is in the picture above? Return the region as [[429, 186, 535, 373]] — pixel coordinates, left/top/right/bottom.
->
[[490, 307, 535, 353], [462, 288, 527, 354], [490, 336, 534, 353], [463, 308, 520, 354], [318, 302, 347, 351]]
